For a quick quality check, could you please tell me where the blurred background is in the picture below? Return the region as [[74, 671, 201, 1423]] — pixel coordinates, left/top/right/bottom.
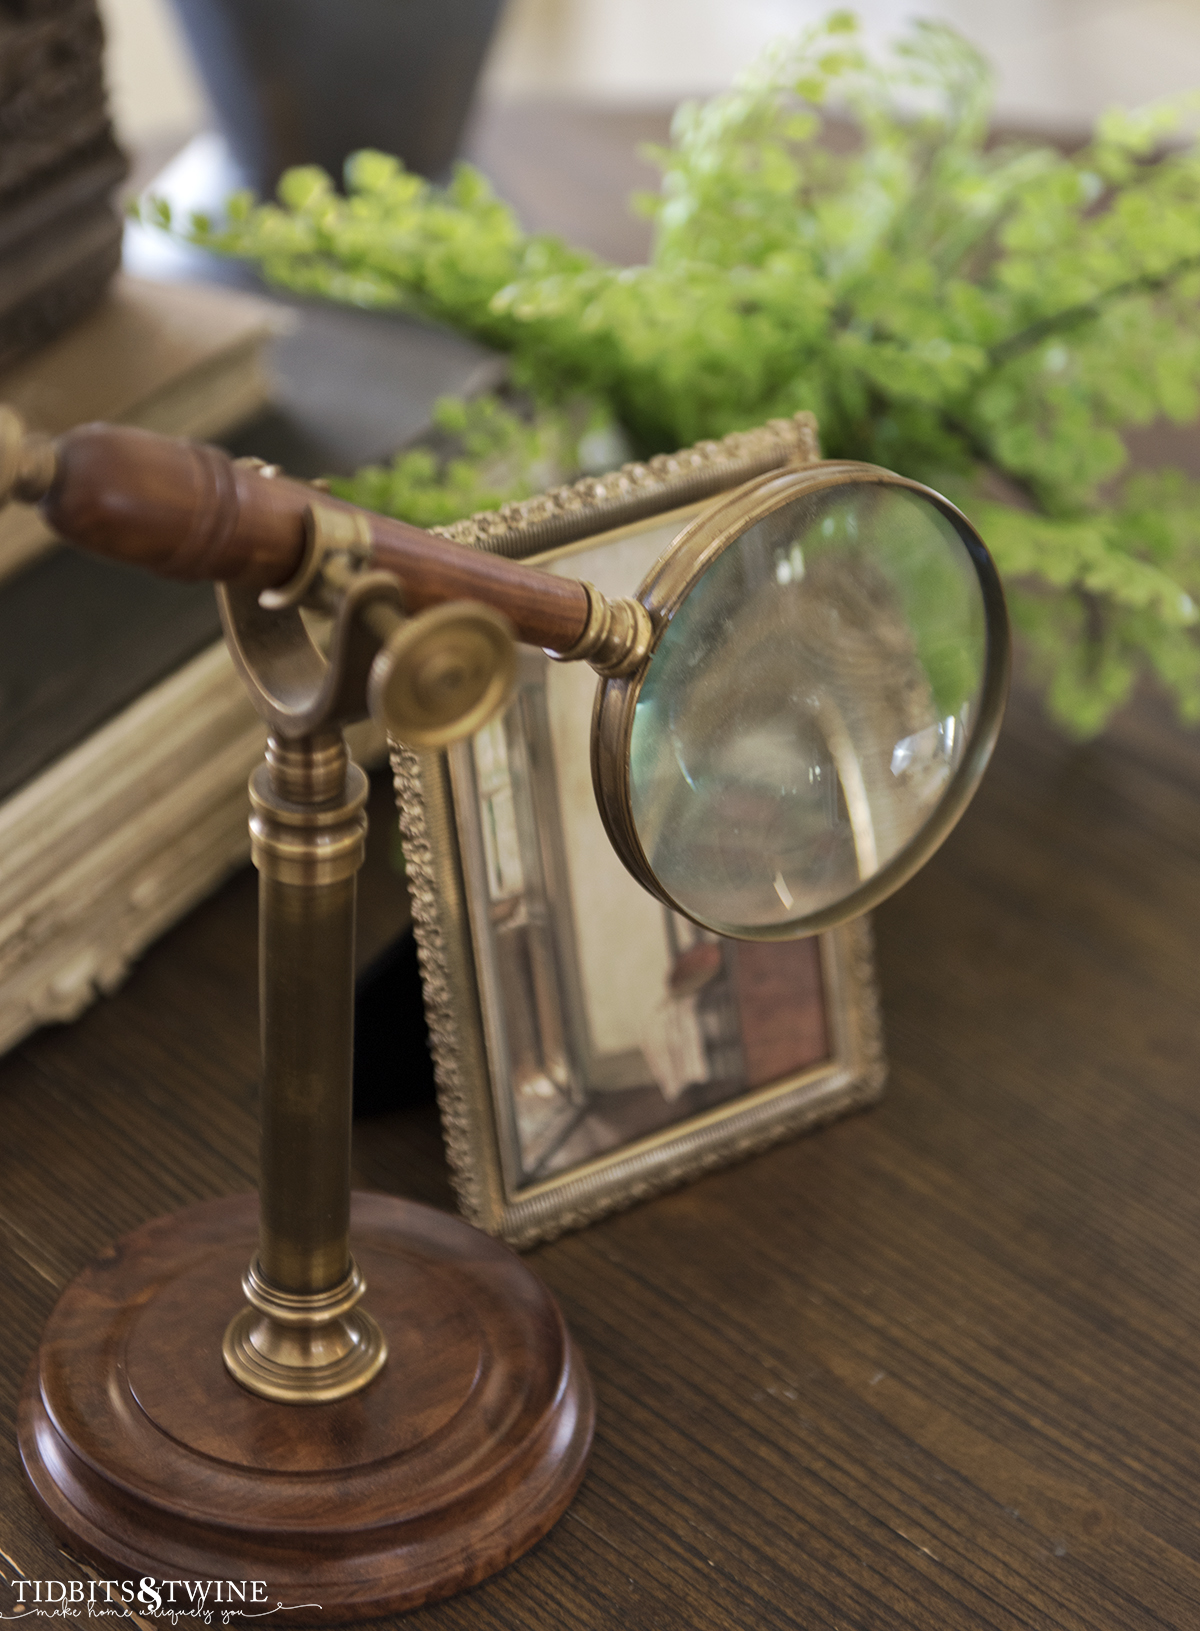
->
[[101, 0, 1200, 173]]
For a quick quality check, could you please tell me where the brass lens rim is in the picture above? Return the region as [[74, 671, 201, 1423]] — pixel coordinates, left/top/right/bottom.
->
[[591, 461, 1011, 941]]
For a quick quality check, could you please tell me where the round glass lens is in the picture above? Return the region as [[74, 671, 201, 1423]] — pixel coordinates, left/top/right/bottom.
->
[[628, 482, 991, 935]]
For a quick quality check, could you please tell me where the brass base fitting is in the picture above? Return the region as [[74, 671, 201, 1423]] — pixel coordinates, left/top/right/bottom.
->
[[222, 1258, 388, 1404]]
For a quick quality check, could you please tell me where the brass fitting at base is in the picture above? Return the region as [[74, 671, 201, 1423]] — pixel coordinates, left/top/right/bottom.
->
[[222, 1258, 387, 1404]]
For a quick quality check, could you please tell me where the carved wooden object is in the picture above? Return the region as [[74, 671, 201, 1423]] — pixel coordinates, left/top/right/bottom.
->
[[0, 0, 127, 368]]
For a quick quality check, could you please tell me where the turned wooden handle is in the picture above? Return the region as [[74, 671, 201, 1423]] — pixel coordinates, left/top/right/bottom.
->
[[42, 423, 318, 588], [10, 418, 592, 654], [365, 525, 590, 651]]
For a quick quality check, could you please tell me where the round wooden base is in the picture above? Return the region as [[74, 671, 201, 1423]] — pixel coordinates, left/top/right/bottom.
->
[[18, 1193, 594, 1623]]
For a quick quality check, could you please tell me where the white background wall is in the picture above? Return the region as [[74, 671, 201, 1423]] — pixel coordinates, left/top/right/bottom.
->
[[97, 0, 1200, 148]]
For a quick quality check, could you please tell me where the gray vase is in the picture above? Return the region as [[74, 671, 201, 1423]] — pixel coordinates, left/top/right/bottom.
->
[[169, 0, 507, 196]]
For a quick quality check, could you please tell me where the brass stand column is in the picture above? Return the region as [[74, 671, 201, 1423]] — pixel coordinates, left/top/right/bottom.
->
[[222, 729, 387, 1403], [18, 575, 593, 1623]]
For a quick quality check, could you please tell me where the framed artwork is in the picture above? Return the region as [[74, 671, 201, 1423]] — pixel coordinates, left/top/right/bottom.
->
[[392, 420, 887, 1246]]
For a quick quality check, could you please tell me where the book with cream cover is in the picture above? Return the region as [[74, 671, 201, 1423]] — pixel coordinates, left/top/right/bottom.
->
[[0, 273, 497, 1051]]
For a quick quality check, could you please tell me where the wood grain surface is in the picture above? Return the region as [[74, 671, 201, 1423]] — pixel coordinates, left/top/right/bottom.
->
[[3, 663, 1199, 1630], [4, 104, 1200, 1631]]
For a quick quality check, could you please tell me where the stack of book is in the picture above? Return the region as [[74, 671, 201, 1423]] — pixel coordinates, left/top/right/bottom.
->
[[0, 274, 279, 1049], [0, 270, 500, 1053]]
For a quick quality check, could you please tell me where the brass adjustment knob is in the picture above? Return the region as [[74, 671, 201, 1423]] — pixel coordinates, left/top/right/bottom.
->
[[368, 600, 518, 748]]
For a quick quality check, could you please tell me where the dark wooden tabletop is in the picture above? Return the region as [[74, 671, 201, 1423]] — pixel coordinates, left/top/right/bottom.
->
[[5, 105, 1200, 1631]]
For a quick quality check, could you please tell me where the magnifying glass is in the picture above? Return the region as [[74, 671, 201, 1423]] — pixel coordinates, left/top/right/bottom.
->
[[591, 462, 1008, 940], [0, 414, 1007, 942], [7, 409, 1011, 1607]]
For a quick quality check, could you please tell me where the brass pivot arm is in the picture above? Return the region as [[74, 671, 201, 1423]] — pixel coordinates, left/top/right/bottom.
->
[[0, 409, 653, 681]]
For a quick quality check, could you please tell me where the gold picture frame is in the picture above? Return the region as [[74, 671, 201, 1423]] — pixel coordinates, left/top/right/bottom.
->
[[391, 418, 887, 1247]]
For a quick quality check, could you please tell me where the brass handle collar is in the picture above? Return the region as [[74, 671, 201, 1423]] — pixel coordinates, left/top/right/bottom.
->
[[259, 502, 375, 613], [0, 406, 57, 507], [549, 582, 654, 677]]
